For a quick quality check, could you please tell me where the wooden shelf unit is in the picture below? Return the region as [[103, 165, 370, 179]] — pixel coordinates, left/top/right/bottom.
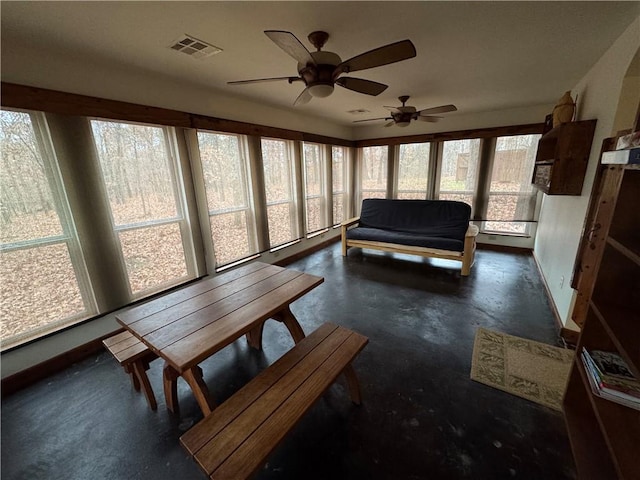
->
[[532, 120, 597, 195], [564, 165, 640, 480]]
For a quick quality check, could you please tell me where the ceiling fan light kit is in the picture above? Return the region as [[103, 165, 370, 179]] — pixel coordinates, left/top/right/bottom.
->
[[228, 30, 416, 105], [308, 84, 334, 98]]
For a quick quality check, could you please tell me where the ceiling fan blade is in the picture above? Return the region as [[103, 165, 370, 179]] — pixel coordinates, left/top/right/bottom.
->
[[336, 40, 416, 74], [335, 77, 388, 96], [228, 76, 300, 85], [418, 104, 458, 115], [383, 106, 401, 113], [294, 87, 312, 106], [264, 30, 316, 66], [384, 121, 396, 128], [352, 117, 388, 123], [416, 115, 443, 123]]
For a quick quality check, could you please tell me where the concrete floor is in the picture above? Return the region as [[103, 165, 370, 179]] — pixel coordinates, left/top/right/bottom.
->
[[1, 244, 576, 480]]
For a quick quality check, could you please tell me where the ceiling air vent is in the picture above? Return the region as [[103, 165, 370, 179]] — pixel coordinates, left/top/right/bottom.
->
[[347, 109, 370, 115], [169, 35, 222, 60]]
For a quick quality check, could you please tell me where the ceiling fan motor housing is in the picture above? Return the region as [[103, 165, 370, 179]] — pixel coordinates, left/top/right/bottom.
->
[[298, 51, 342, 96], [392, 112, 415, 126]]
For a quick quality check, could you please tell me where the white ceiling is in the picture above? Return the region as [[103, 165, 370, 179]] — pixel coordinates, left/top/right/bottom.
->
[[1, 1, 637, 128]]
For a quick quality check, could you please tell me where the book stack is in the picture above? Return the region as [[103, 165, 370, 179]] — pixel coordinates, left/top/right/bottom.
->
[[580, 349, 640, 411]]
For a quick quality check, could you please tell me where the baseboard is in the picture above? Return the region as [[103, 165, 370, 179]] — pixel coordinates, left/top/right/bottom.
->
[[559, 327, 580, 346], [477, 243, 532, 254], [1, 329, 123, 397], [275, 236, 340, 266], [531, 251, 569, 336]]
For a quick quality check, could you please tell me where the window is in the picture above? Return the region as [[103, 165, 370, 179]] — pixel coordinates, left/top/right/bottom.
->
[[332, 146, 348, 225], [438, 139, 481, 209], [397, 142, 431, 199], [360, 146, 388, 200], [0, 110, 95, 348], [484, 134, 541, 234], [302, 143, 327, 234], [261, 138, 299, 248], [91, 120, 193, 297], [197, 131, 257, 267]]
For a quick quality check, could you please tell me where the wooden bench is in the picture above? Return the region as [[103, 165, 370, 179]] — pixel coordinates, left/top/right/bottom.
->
[[102, 330, 159, 410], [180, 323, 368, 480]]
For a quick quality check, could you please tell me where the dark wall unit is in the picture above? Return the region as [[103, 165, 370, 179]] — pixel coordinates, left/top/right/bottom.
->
[[532, 120, 597, 195]]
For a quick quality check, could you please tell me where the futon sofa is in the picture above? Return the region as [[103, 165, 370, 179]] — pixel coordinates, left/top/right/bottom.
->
[[341, 199, 479, 276]]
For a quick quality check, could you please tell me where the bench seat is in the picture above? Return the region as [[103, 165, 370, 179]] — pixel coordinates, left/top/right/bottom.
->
[[103, 330, 158, 410], [180, 322, 368, 480]]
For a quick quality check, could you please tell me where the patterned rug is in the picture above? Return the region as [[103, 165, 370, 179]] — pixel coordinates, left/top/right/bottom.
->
[[470, 327, 574, 411]]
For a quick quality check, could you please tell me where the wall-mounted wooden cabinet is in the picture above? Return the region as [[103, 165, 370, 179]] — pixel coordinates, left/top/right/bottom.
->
[[532, 120, 597, 195]]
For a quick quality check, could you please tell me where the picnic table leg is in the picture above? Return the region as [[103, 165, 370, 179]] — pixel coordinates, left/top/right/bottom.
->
[[163, 363, 180, 414], [246, 322, 265, 350], [272, 306, 306, 344], [342, 364, 363, 405], [182, 366, 216, 417]]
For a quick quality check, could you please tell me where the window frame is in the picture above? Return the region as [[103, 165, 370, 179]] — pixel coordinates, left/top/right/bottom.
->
[[302, 142, 329, 235], [90, 118, 196, 299], [331, 145, 349, 226], [261, 137, 301, 249], [434, 138, 482, 215], [395, 142, 433, 200], [358, 145, 389, 206], [481, 133, 541, 236], [1, 109, 97, 349], [195, 130, 259, 268]]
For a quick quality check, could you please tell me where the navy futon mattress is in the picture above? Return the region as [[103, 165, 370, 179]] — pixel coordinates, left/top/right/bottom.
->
[[346, 199, 471, 252]]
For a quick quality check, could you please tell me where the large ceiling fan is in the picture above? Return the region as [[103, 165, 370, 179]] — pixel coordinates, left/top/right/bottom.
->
[[354, 96, 458, 127], [228, 31, 416, 106]]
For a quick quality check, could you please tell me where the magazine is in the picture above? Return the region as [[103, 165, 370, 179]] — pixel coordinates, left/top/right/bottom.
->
[[581, 352, 640, 411], [583, 349, 640, 397], [589, 350, 636, 380]]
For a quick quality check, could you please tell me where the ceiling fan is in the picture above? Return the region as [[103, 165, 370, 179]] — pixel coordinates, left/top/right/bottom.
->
[[228, 30, 416, 106], [354, 96, 458, 127]]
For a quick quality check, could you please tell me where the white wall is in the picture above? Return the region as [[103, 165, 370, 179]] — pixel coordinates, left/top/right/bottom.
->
[[534, 17, 640, 330]]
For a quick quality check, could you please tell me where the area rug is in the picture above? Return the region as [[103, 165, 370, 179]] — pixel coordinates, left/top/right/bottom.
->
[[470, 327, 574, 411]]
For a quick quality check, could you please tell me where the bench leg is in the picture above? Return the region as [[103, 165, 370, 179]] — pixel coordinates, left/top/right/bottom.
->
[[342, 364, 363, 405], [124, 364, 141, 391], [163, 363, 180, 414], [272, 306, 306, 344], [132, 360, 157, 411], [183, 366, 216, 417], [341, 234, 348, 256]]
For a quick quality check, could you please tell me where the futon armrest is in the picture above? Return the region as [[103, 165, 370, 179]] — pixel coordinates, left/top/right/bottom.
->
[[341, 217, 360, 228], [466, 224, 479, 237]]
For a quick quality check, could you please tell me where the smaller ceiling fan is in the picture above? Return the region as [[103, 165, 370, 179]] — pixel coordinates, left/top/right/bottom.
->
[[228, 30, 416, 106], [354, 96, 458, 127]]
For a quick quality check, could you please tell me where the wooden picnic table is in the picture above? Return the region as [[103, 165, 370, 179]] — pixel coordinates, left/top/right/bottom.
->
[[116, 261, 323, 416]]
